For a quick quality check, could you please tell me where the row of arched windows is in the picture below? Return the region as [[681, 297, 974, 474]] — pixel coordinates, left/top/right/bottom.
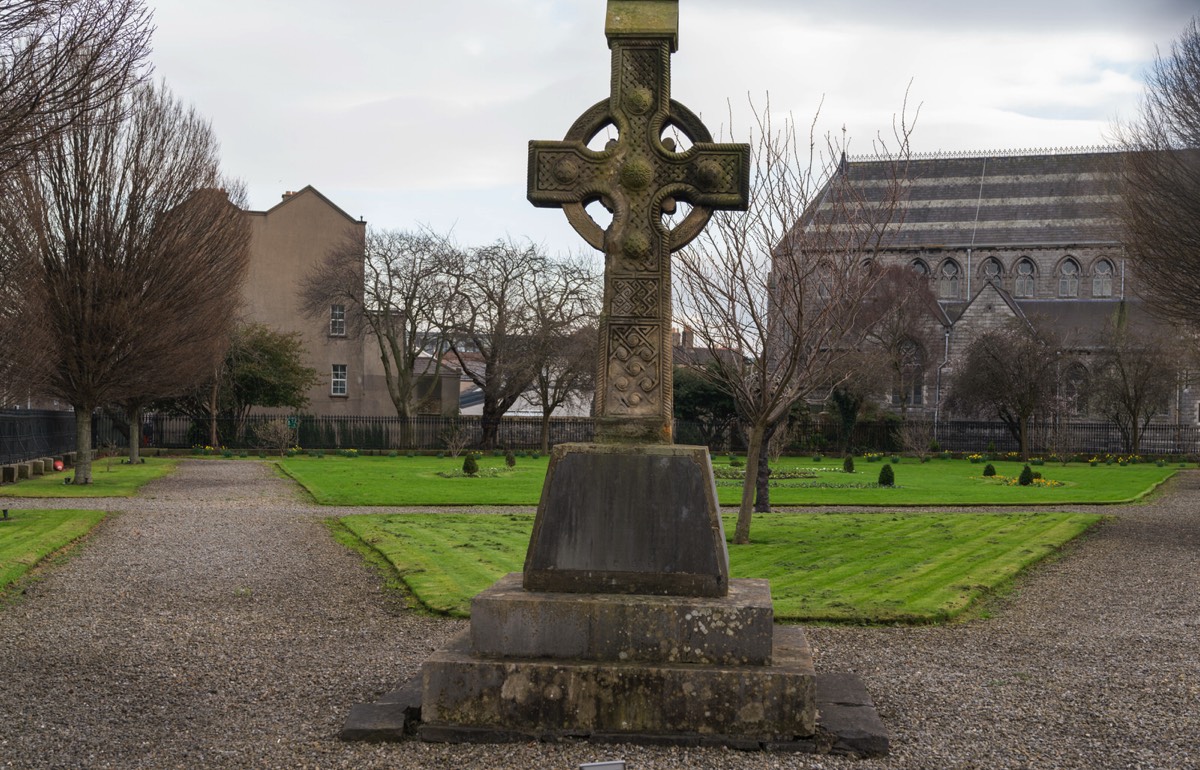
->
[[911, 257, 1115, 300]]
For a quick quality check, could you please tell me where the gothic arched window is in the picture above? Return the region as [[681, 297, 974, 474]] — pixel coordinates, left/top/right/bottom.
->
[[1014, 259, 1036, 298], [1058, 259, 1080, 297], [891, 339, 925, 407], [1093, 259, 1114, 297], [982, 258, 1003, 282], [910, 258, 929, 276], [938, 259, 960, 299], [1062, 362, 1089, 416]]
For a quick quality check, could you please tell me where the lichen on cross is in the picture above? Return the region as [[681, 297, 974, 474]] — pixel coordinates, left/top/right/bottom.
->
[[528, 0, 750, 445]]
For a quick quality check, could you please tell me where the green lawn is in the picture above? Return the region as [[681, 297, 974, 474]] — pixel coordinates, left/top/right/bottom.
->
[[281, 454, 1178, 506], [0, 509, 107, 590], [0, 456, 178, 498], [337, 510, 1102, 623]]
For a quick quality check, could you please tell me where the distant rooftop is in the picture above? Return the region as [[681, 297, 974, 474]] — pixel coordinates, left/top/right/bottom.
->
[[805, 147, 1126, 250]]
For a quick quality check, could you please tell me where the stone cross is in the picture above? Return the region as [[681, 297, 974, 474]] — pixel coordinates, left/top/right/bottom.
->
[[528, 0, 750, 444]]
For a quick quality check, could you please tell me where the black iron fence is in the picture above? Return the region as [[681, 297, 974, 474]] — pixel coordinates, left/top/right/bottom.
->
[[92, 413, 599, 453], [792, 418, 1200, 457], [5, 410, 1199, 463], [0, 410, 77, 465]]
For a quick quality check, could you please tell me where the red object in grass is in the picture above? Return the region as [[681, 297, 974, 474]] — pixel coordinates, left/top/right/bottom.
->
[[54, 460, 64, 471]]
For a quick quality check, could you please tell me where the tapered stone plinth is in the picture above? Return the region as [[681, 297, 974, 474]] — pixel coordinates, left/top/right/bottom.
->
[[523, 443, 729, 596]]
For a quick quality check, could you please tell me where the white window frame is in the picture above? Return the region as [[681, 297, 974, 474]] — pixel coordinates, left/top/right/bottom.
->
[[329, 304, 346, 336], [331, 364, 348, 397]]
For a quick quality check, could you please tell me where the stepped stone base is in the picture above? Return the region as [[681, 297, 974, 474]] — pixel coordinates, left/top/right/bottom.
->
[[421, 623, 815, 743], [471, 573, 773, 665], [410, 577, 817, 747], [343, 665, 888, 755]]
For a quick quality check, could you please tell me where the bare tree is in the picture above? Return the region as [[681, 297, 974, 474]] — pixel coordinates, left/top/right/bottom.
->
[[528, 322, 597, 452], [1091, 304, 1179, 455], [675, 97, 914, 543], [301, 227, 456, 432], [946, 319, 1060, 460], [0, 0, 152, 403], [899, 417, 935, 461], [0, 82, 249, 482], [862, 264, 944, 418], [1118, 17, 1200, 327], [524, 255, 599, 451], [444, 240, 594, 449], [0, 0, 152, 173]]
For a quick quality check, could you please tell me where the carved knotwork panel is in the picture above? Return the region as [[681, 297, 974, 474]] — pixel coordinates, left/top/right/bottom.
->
[[606, 323, 660, 415], [610, 277, 660, 319]]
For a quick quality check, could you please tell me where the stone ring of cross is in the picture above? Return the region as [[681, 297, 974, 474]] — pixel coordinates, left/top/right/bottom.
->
[[554, 97, 728, 255]]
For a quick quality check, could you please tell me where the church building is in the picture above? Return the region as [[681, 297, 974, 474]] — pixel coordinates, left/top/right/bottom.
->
[[802, 148, 1193, 424]]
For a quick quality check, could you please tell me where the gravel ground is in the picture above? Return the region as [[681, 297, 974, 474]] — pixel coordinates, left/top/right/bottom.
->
[[1, 460, 1197, 769]]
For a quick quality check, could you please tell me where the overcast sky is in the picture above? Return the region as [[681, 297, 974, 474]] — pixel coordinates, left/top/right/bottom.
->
[[148, 0, 1196, 256]]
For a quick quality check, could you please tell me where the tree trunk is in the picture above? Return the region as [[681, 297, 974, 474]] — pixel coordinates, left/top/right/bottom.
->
[[127, 405, 142, 464], [734, 423, 766, 544], [1018, 416, 1029, 461], [480, 399, 501, 450], [540, 409, 552, 453], [754, 423, 776, 513], [208, 377, 220, 447], [73, 406, 93, 485]]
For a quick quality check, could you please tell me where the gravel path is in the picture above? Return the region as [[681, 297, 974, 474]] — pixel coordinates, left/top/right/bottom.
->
[[1, 460, 1198, 769]]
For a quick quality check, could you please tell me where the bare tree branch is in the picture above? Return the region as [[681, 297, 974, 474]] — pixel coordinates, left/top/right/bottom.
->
[[443, 240, 597, 449], [0, 81, 248, 482], [675, 92, 915, 543], [0, 0, 153, 173], [1118, 17, 1200, 327], [300, 226, 458, 425]]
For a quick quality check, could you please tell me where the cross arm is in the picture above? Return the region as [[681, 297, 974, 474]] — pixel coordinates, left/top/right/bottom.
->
[[527, 140, 607, 208]]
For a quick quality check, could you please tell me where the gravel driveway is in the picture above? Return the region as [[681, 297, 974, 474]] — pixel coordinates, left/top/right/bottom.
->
[[1, 459, 1197, 769]]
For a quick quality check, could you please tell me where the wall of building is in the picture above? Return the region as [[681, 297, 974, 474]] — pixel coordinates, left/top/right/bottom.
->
[[242, 188, 368, 417]]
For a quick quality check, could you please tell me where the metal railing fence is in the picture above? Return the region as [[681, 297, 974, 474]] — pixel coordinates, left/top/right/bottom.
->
[[3, 410, 1197, 462]]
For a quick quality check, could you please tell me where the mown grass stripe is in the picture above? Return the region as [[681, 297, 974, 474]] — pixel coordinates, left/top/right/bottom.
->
[[1, 509, 107, 589], [338, 510, 1104, 624]]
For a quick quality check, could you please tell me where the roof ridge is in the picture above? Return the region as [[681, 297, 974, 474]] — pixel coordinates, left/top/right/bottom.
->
[[848, 145, 1121, 162]]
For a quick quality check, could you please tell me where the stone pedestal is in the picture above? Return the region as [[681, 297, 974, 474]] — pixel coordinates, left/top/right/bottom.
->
[[419, 577, 816, 745], [344, 441, 887, 754], [415, 443, 819, 747]]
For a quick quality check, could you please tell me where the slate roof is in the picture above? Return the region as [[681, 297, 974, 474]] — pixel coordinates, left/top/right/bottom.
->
[[803, 149, 1126, 250], [1015, 299, 1153, 344]]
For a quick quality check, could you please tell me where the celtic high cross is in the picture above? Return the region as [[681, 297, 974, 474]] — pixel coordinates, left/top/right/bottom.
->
[[528, 0, 749, 444]]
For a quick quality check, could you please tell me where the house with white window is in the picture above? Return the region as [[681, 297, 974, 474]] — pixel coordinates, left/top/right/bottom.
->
[[241, 186, 459, 418]]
